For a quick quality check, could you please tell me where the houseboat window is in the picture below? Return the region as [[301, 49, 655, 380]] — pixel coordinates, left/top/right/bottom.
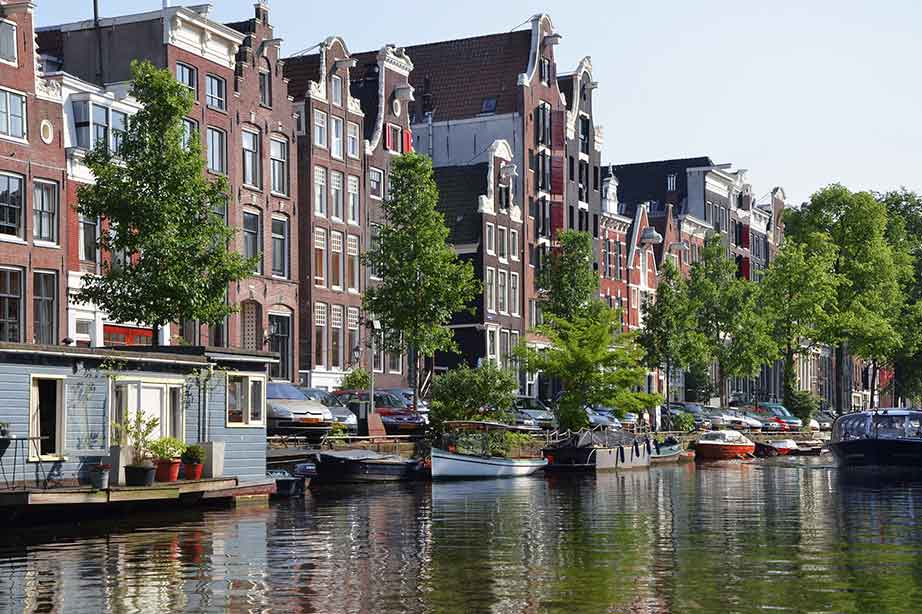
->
[[169, 386, 183, 440], [227, 375, 265, 426], [0, 21, 16, 64], [30, 377, 63, 459], [250, 380, 263, 423]]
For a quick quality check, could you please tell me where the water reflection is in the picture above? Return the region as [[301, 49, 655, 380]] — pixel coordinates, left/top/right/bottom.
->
[[2, 460, 922, 612]]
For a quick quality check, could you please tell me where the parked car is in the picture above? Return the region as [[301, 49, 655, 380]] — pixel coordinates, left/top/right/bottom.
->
[[513, 397, 557, 430], [815, 411, 835, 431], [267, 383, 333, 435], [378, 387, 430, 422], [514, 411, 541, 431], [724, 410, 763, 431], [592, 407, 625, 431], [743, 410, 784, 431], [585, 407, 618, 430], [666, 403, 711, 430], [331, 390, 427, 435], [753, 403, 803, 430], [299, 387, 357, 433]]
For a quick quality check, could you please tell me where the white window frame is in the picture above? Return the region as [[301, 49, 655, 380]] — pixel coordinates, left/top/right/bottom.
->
[[270, 137, 289, 196], [205, 74, 226, 111], [242, 128, 261, 189], [347, 122, 360, 158], [330, 116, 344, 159], [330, 170, 344, 220], [314, 166, 327, 216], [0, 20, 17, 67], [331, 75, 343, 107], [330, 231, 344, 291], [0, 86, 27, 142], [176, 62, 197, 100], [485, 223, 495, 255], [313, 109, 327, 148], [32, 179, 58, 246], [368, 167, 384, 200], [347, 234, 360, 292], [486, 327, 499, 365], [510, 229, 519, 261], [331, 305, 344, 370], [225, 372, 266, 428], [314, 303, 328, 369], [242, 209, 262, 274], [510, 272, 520, 317], [0, 172, 24, 241], [206, 126, 226, 175], [28, 374, 65, 461], [497, 227, 508, 262], [347, 175, 360, 224], [498, 270, 508, 315], [271, 215, 289, 279], [485, 267, 496, 313], [314, 228, 327, 287]]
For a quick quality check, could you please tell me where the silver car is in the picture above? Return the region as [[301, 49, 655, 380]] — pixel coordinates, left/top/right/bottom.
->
[[267, 383, 333, 434], [299, 387, 358, 433]]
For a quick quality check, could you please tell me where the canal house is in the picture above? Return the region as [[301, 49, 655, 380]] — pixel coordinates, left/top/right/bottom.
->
[[0, 343, 275, 494]]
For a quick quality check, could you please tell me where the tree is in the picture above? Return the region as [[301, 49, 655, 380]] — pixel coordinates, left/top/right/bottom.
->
[[363, 152, 480, 405], [637, 258, 695, 410], [538, 230, 598, 320], [339, 367, 370, 391], [74, 61, 253, 345], [74, 61, 255, 344], [786, 388, 821, 425], [759, 238, 840, 409], [515, 302, 660, 431], [429, 363, 519, 435], [785, 185, 908, 409], [686, 236, 776, 407]]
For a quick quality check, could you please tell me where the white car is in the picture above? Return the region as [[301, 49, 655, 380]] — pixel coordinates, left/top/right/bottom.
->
[[808, 418, 820, 431], [725, 411, 763, 430]]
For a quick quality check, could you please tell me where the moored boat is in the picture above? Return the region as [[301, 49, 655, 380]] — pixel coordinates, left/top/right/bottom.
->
[[829, 409, 922, 469], [432, 421, 547, 480], [755, 439, 798, 457], [543, 430, 651, 471], [694, 430, 755, 461], [651, 436, 684, 463], [312, 449, 428, 484]]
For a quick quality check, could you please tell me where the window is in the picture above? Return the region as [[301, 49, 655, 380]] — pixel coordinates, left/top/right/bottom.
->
[[314, 167, 327, 216], [32, 181, 57, 243], [269, 314, 292, 380], [243, 211, 261, 274], [369, 224, 382, 279], [386, 124, 402, 153], [30, 377, 64, 459], [110, 110, 127, 154], [210, 316, 226, 347], [387, 349, 402, 374], [347, 235, 360, 291], [314, 303, 327, 368], [0, 268, 21, 341], [369, 168, 384, 199], [0, 88, 25, 140], [271, 217, 289, 278], [347, 175, 360, 223], [497, 227, 507, 260], [331, 171, 344, 219], [373, 331, 384, 373], [313, 109, 327, 148], [331, 231, 344, 290], [259, 61, 272, 107], [310, 229, 326, 289], [510, 229, 519, 261], [667, 173, 677, 191], [498, 270, 508, 314], [74, 101, 90, 149], [485, 223, 495, 254], [331, 305, 344, 370], [176, 63, 197, 99], [481, 97, 497, 114], [242, 130, 261, 188], [80, 216, 97, 262], [347, 308, 360, 367], [270, 138, 289, 195], [535, 102, 551, 147], [510, 273, 519, 316], [0, 173, 23, 238], [227, 374, 265, 426], [579, 116, 590, 155], [168, 386, 183, 440], [181, 118, 198, 149], [486, 268, 495, 313], [0, 21, 16, 65], [500, 330, 510, 367], [331, 75, 343, 106], [206, 127, 226, 174], [347, 122, 360, 158], [535, 151, 551, 191], [330, 116, 343, 159], [32, 272, 56, 345], [498, 182, 511, 210], [487, 328, 498, 364], [206, 74, 226, 110], [539, 57, 551, 84]]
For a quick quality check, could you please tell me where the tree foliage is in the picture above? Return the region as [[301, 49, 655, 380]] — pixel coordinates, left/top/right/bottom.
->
[[339, 368, 371, 391], [516, 302, 660, 431], [538, 230, 598, 320], [786, 388, 821, 425], [429, 363, 519, 435], [74, 60, 253, 342], [363, 152, 480, 362]]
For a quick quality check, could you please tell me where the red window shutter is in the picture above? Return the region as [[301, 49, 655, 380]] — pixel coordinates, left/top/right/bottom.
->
[[404, 128, 413, 153], [551, 110, 566, 150], [385, 126, 393, 151], [551, 156, 564, 195], [550, 203, 564, 236]]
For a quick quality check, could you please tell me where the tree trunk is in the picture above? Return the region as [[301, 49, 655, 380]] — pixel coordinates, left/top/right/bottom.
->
[[782, 344, 796, 408], [834, 343, 845, 414], [870, 361, 879, 408], [152, 323, 160, 348], [718, 362, 727, 408], [664, 359, 671, 432]]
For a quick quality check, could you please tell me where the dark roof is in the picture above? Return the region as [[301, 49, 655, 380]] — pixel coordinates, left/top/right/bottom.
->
[[283, 53, 321, 100], [224, 19, 253, 35], [35, 28, 63, 59], [605, 156, 714, 214], [433, 164, 488, 245], [405, 30, 532, 122]]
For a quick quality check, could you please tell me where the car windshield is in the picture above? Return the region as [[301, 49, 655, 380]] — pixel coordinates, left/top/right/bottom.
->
[[301, 389, 342, 408], [267, 383, 307, 400]]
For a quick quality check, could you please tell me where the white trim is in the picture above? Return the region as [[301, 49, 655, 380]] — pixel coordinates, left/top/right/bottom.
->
[[224, 371, 267, 429], [0, 19, 18, 68], [365, 45, 414, 155], [28, 374, 66, 462], [517, 14, 557, 87]]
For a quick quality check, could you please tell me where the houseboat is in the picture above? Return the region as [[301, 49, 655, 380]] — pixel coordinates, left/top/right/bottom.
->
[[829, 409, 922, 469], [543, 430, 652, 471], [432, 422, 546, 479]]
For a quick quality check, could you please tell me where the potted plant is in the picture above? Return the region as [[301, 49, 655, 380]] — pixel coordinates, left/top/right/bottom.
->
[[112, 409, 159, 487], [0, 421, 8, 438], [89, 462, 111, 490], [181, 444, 205, 480], [149, 437, 186, 482]]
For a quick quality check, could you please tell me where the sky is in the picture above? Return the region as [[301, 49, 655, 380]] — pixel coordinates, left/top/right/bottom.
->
[[35, 0, 922, 206]]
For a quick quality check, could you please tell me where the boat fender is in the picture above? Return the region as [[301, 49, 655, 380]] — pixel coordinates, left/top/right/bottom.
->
[[633, 441, 640, 459], [646, 440, 652, 454], [654, 440, 661, 454], [619, 446, 625, 464]]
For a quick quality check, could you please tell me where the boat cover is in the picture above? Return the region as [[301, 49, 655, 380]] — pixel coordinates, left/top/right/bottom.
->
[[545, 430, 638, 450], [316, 449, 409, 463]]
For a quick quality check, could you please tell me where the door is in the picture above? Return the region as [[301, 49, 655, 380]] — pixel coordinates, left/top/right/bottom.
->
[[140, 384, 165, 439]]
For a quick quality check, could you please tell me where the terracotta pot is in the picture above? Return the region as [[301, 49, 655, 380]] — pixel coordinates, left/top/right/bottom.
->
[[182, 462, 203, 481], [125, 464, 155, 487], [155, 459, 181, 482]]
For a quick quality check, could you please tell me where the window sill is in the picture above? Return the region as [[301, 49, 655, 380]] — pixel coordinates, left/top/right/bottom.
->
[[242, 184, 263, 193], [29, 455, 66, 463], [207, 170, 227, 178], [0, 234, 27, 245], [0, 133, 28, 146], [347, 289, 360, 295], [259, 104, 273, 111], [271, 191, 290, 199], [224, 422, 265, 429], [347, 154, 360, 160], [369, 195, 382, 201], [33, 240, 61, 250], [206, 104, 228, 114]]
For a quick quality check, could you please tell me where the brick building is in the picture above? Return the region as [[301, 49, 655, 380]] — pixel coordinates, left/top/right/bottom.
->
[[37, 3, 300, 380], [0, 1, 67, 348]]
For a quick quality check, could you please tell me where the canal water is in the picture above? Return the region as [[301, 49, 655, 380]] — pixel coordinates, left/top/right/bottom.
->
[[1, 458, 921, 613]]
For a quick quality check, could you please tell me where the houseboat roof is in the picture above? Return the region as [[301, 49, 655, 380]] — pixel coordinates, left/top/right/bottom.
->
[[442, 421, 537, 433]]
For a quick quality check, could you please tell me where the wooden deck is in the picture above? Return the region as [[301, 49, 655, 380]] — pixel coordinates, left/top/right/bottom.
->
[[0, 477, 246, 507]]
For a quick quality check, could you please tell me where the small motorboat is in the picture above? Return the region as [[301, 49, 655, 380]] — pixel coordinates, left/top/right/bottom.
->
[[543, 430, 651, 471], [432, 421, 547, 480], [755, 439, 799, 457], [312, 449, 428, 483], [268, 469, 306, 497], [829, 409, 922, 469], [694, 430, 755, 461], [651, 436, 683, 463]]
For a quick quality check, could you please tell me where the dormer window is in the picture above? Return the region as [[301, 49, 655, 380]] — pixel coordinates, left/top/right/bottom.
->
[[539, 57, 551, 85], [0, 21, 16, 65], [259, 59, 272, 107], [331, 75, 343, 107], [667, 173, 677, 191], [481, 97, 497, 114], [498, 183, 511, 210]]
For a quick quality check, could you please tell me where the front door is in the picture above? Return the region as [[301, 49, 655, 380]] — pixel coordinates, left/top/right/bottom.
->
[[140, 384, 165, 439]]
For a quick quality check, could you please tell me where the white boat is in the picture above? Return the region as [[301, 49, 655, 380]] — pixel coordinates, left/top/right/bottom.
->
[[432, 421, 547, 480]]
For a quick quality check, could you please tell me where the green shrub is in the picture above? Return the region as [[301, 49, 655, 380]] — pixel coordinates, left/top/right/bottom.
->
[[329, 422, 349, 437], [181, 444, 205, 464], [430, 363, 518, 435], [112, 408, 160, 465], [785, 389, 820, 424], [672, 412, 696, 432], [339, 368, 371, 390], [148, 437, 186, 461]]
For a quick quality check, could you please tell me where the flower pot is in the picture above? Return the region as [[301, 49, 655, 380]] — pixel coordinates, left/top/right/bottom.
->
[[89, 468, 110, 490], [182, 462, 203, 481], [124, 464, 156, 487], [155, 459, 181, 482]]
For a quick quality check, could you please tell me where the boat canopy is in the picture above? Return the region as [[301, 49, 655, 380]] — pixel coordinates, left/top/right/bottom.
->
[[832, 409, 922, 442], [442, 421, 538, 433], [544, 429, 637, 450]]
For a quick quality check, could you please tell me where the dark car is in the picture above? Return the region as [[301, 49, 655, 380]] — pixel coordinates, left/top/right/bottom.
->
[[299, 387, 357, 433], [667, 402, 712, 430], [513, 397, 557, 430], [332, 390, 427, 435]]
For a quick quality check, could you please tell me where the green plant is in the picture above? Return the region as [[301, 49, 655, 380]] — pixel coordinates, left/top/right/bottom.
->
[[112, 408, 160, 466], [181, 444, 205, 464], [148, 436, 186, 461], [671, 412, 696, 432], [429, 363, 518, 435], [785, 389, 821, 424], [329, 422, 349, 437], [339, 368, 371, 391]]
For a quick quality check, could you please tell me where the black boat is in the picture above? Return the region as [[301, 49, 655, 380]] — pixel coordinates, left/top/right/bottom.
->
[[312, 449, 429, 483], [543, 430, 651, 471], [829, 409, 922, 469]]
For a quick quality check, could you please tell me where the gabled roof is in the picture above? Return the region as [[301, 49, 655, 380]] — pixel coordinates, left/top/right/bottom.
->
[[605, 156, 713, 214], [406, 29, 532, 122], [433, 164, 488, 245]]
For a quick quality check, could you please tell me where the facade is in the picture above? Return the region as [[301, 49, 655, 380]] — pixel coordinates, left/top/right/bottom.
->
[[36, 3, 300, 381], [0, 1, 67, 349]]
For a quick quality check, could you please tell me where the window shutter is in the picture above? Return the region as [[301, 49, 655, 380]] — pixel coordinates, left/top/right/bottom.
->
[[404, 128, 413, 153], [385, 126, 393, 151], [551, 110, 566, 150], [551, 156, 564, 195]]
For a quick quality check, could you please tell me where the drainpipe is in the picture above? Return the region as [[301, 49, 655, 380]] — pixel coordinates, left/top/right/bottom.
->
[[426, 111, 434, 159], [93, 0, 103, 84]]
